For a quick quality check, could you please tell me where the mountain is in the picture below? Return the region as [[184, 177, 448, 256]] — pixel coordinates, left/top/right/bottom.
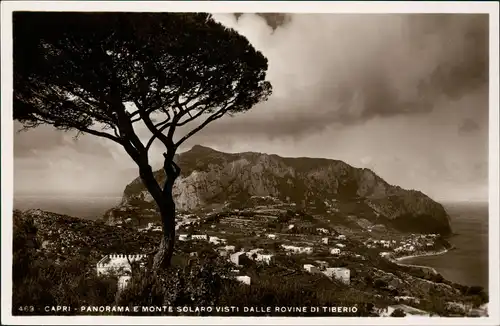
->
[[105, 145, 452, 235]]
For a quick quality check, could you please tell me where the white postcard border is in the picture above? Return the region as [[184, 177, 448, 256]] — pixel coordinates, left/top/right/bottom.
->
[[1, 1, 499, 325]]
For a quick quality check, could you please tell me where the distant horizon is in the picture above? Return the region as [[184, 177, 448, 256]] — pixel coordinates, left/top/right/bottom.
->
[[13, 13, 490, 204], [12, 191, 489, 205]]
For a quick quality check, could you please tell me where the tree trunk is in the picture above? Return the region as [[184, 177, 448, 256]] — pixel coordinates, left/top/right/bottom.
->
[[152, 198, 176, 270], [139, 163, 178, 271]]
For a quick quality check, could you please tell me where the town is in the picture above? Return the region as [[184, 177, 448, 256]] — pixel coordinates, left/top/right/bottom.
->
[[93, 196, 485, 317]]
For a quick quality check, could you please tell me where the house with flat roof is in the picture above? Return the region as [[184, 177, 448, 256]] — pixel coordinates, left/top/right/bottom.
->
[[96, 254, 147, 291], [324, 267, 350, 285]]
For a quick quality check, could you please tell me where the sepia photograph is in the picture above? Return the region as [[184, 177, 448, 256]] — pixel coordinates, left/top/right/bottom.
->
[[1, 1, 499, 325]]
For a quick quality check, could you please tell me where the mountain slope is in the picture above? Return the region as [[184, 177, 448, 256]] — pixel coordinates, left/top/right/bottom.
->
[[107, 145, 452, 235]]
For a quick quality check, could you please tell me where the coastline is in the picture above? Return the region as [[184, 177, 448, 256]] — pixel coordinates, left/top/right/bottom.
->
[[390, 248, 450, 275], [395, 248, 450, 262]]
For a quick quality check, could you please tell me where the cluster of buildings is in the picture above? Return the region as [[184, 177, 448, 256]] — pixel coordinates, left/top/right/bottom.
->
[[96, 254, 147, 291], [229, 248, 275, 266], [364, 238, 396, 249], [138, 214, 202, 233], [281, 244, 314, 255], [317, 228, 330, 234], [363, 233, 439, 256], [303, 263, 351, 285], [178, 233, 228, 246], [393, 234, 438, 254], [138, 222, 162, 232]]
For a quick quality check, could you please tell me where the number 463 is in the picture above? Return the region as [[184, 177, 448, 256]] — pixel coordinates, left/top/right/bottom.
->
[[18, 306, 34, 312]]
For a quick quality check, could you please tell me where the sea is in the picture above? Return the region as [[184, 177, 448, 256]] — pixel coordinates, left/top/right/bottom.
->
[[399, 202, 489, 289], [12, 197, 489, 289], [13, 195, 122, 220]]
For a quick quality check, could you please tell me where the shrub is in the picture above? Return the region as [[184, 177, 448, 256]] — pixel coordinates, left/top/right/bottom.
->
[[390, 308, 406, 317], [12, 214, 119, 315], [374, 279, 388, 289], [431, 273, 444, 283], [116, 254, 232, 315]]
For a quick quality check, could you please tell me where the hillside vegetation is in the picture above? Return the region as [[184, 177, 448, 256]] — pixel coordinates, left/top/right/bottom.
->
[[110, 145, 452, 235]]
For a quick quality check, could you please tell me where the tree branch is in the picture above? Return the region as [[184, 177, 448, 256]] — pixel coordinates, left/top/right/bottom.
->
[[82, 126, 122, 143], [135, 100, 174, 151], [176, 105, 207, 127], [31, 114, 122, 144], [175, 105, 230, 148], [145, 120, 172, 151], [154, 111, 171, 128]]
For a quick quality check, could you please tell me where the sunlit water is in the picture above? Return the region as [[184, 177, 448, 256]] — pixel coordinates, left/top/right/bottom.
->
[[400, 202, 489, 289]]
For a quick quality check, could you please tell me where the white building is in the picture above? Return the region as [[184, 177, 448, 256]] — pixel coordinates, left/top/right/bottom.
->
[[330, 248, 341, 255], [223, 245, 236, 252], [395, 296, 421, 304], [281, 245, 313, 255], [230, 252, 246, 266], [245, 249, 273, 265], [117, 275, 131, 291], [302, 247, 313, 254], [209, 236, 221, 245], [96, 254, 147, 276], [96, 254, 147, 292], [304, 264, 320, 274], [337, 234, 346, 240], [178, 234, 189, 241], [254, 254, 274, 265], [336, 243, 346, 248], [248, 248, 264, 254], [217, 250, 229, 257], [322, 237, 329, 245], [267, 234, 277, 239], [324, 267, 350, 284], [236, 275, 251, 285], [192, 234, 208, 241], [379, 252, 391, 258], [315, 260, 329, 270]]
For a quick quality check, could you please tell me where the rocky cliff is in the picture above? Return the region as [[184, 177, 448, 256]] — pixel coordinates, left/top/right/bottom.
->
[[105, 145, 452, 235]]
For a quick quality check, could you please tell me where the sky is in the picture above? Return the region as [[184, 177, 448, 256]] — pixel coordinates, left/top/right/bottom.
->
[[13, 13, 489, 202]]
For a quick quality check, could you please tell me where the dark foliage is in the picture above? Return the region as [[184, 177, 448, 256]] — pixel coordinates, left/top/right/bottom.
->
[[390, 308, 407, 317], [14, 11, 272, 268], [12, 213, 118, 315], [14, 12, 272, 147]]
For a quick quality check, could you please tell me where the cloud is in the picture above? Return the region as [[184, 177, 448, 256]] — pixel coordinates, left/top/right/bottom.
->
[[13, 121, 121, 159], [458, 118, 481, 135], [234, 13, 291, 30], [12, 13, 489, 201], [210, 13, 488, 139]]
